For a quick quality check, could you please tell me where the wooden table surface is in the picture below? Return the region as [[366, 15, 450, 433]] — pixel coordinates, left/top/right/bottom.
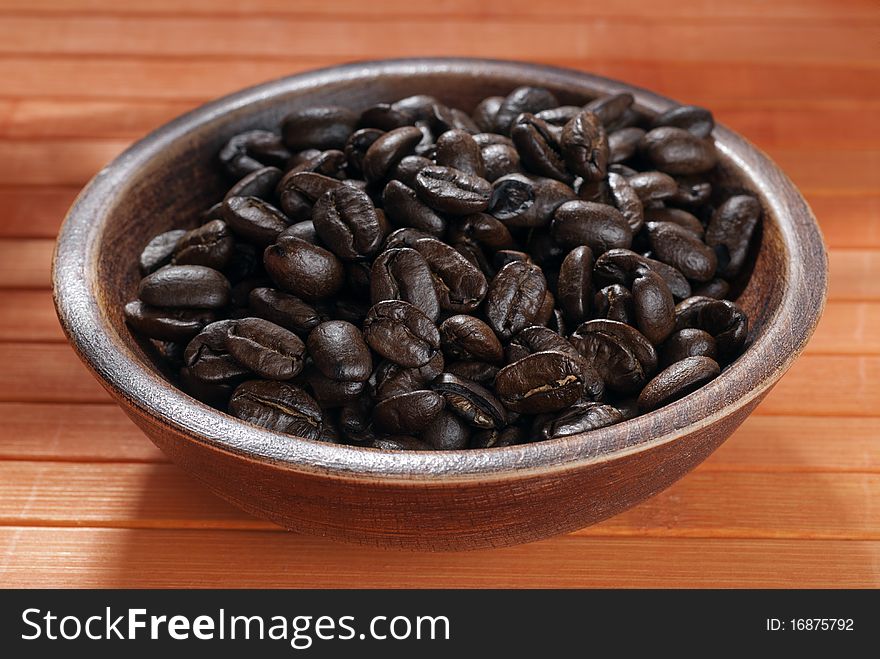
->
[[0, 0, 878, 588]]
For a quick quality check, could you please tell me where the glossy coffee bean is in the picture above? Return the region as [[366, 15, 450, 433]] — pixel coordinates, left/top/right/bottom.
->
[[435, 129, 485, 177], [263, 235, 345, 301], [439, 314, 504, 363], [607, 172, 644, 233], [413, 165, 492, 215], [372, 353, 444, 401], [219, 130, 290, 179], [470, 425, 527, 449], [585, 92, 633, 127], [370, 247, 441, 322], [431, 373, 507, 429], [422, 411, 472, 450], [637, 356, 721, 412], [693, 278, 730, 299], [594, 248, 692, 300], [510, 113, 572, 183], [674, 296, 748, 361], [608, 127, 645, 163], [222, 196, 290, 247], [304, 367, 366, 408], [485, 260, 548, 340], [344, 128, 384, 174], [124, 300, 215, 342], [229, 380, 323, 438], [570, 319, 658, 394], [225, 317, 305, 380], [224, 166, 283, 201], [627, 171, 678, 203], [640, 127, 717, 175], [248, 287, 323, 335], [362, 126, 423, 184], [561, 110, 608, 181], [472, 96, 504, 132], [172, 219, 234, 270], [363, 300, 440, 368], [307, 320, 372, 382], [312, 185, 384, 260], [645, 221, 717, 282], [670, 176, 712, 207], [644, 206, 704, 238], [281, 105, 358, 151], [373, 390, 445, 434], [382, 180, 446, 236], [139, 229, 186, 275], [496, 350, 586, 414], [184, 320, 250, 384], [481, 143, 522, 181], [551, 200, 632, 254], [652, 104, 714, 138], [533, 401, 624, 440], [277, 170, 344, 204], [495, 86, 559, 135], [139, 265, 230, 309], [413, 237, 488, 313], [706, 195, 762, 278], [444, 360, 500, 384], [662, 328, 717, 366], [369, 435, 432, 451], [389, 154, 433, 188], [557, 245, 593, 324], [594, 284, 635, 324]]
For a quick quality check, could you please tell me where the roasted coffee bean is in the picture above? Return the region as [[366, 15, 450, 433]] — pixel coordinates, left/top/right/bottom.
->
[[370, 247, 441, 322], [637, 355, 721, 412], [264, 235, 345, 301], [139, 229, 187, 275], [383, 226, 436, 250], [644, 206, 704, 238], [470, 425, 527, 449], [645, 221, 717, 282], [496, 350, 585, 414], [526, 229, 566, 267], [472, 133, 514, 148], [392, 95, 440, 123], [139, 265, 230, 309], [312, 186, 384, 260], [652, 104, 714, 138], [439, 315, 503, 363], [481, 143, 522, 181], [674, 296, 748, 361], [435, 129, 485, 177], [224, 166, 283, 201], [448, 213, 514, 251], [706, 195, 762, 278], [307, 320, 372, 382], [533, 401, 624, 440], [178, 366, 233, 409], [472, 96, 504, 132], [359, 103, 416, 131], [381, 180, 446, 236], [278, 171, 345, 205], [510, 113, 572, 183], [594, 248, 692, 300], [570, 319, 657, 394], [224, 317, 305, 381], [670, 177, 713, 207], [344, 127, 384, 174], [557, 245, 593, 324], [512, 326, 605, 401], [640, 127, 717, 175], [628, 171, 678, 203], [363, 300, 440, 368], [662, 328, 717, 366], [561, 110, 608, 181], [413, 237, 488, 312], [184, 320, 250, 384], [361, 126, 423, 184], [172, 219, 235, 270], [606, 171, 644, 233], [444, 360, 499, 384], [536, 106, 582, 126], [372, 353, 445, 401], [373, 389, 445, 434], [413, 165, 492, 215], [485, 260, 548, 340], [432, 373, 507, 429], [222, 196, 290, 247], [229, 380, 323, 438], [219, 130, 290, 179], [249, 287, 323, 335], [289, 148, 347, 176], [631, 267, 675, 345], [694, 278, 730, 299], [124, 300, 215, 342], [493, 249, 532, 270], [585, 92, 633, 127], [595, 284, 635, 324], [608, 127, 645, 164], [551, 200, 632, 254], [304, 366, 366, 407], [488, 173, 535, 224], [430, 103, 480, 134], [422, 411, 472, 450], [389, 154, 433, 188], [282, 105, 358, 151], [370, 435, 432, 451], [279, 219, 321, 244], [495, 86, 559, 135]]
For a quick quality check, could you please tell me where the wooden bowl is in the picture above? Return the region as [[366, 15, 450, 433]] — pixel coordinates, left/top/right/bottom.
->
[[53, 59, 827, 551]]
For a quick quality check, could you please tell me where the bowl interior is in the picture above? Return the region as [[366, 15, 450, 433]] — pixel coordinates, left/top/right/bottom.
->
[[60, 60, 817, 477]]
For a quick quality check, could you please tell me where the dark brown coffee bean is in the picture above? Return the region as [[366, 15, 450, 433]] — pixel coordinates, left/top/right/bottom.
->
[[359, 103, 416, 131], [431, 373, 507, 429], [488, 173, 535, 224], [248, 287, 323, 335], [644, 206, 704, 238], [662, 328, 717, 366], [139, 229, 186, 275], [585, 92, 634, 127], [652, 105, 714, 138], [449, 213, 514, 251], [229, 380, 323, 438], [381, 180, 446, 236], [561, 110, 608, 181], [495, 86, 559, 135], [706, 195, 762, 278], [640, 127, 717, 175], [389, 154, 433, 188], [139, 265, 230, 309], [694, 278, 730, 299], [303, 366, 366, 408], [674, 296, 748, 361], [439, 315, 503, 363], [361, 126, 423, 184], [369, 435, 432, 451], [279, 219, 321, 245], [595, 284, 635, 324], [628, 171, 678, 203], [370, 247, 441, 322], [413, 165, 492, 215], [263, 235, 345, 301], [608, 127, 645, 164], [373, 389, 445, 434], [312, 185, 384, 260], [444, 360, 499, 384], [219, 130, 290, 179], [481, 143, 522, 181], [492, 250, 531, 271], [632, 267, 675, 345], [472, 133, 514, 148], [184, 320, 250, 384], [535, 106, 582, 126], [645, 221, 717, 282], [472, 96, 504, 132], [435, 129, 485, 177], [557, 245, 593, 324], [496, 350, 586, 414], [344, 127, 384, 174], [413, 237, 488, 313], [382, 227, 436, 250], [551, 200, 633, 254], [222, 196, 290, 247], [363, 300, 440, 368], [637, 356, 721, 412], [534, 401, 624, 440], [281, 105, 358, 151], [485, 260, 548, 340], [124, 300, 215, 342], [512, 326, 605, 402], [606, 171, 644, 234], [470, 425, 527, 449], [594, 248, 692, 300], [392, 95, 441, 123], [277, 171, 345, 205], [307, 320, 372, 382], [510, 113, 572, 183], [224, 166, 283, 201], [172, 219, 234, 270], [178, 366, 233, 409], [422, 411, 472, 450], [430, 103, 480, 134], [372, 353, 444, 401], [570, 319, 658, 394], [670, 177, 713, 207], [225, 317, 306, 381]]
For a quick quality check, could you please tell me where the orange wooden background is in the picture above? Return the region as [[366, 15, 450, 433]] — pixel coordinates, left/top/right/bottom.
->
[[0, 0, 877, 587]]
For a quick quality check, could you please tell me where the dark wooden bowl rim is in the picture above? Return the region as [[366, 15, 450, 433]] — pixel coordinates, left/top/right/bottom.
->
[[53, 58, 827, 484]]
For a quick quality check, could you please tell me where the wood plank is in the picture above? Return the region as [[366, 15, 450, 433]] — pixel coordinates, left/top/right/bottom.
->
[[0, 239, 53, 289], [0, 185, 79, 239], [0, 343, 110, 403], [1, 57, 877, 105], [806, 194, 880, 249], [0, 17, 877, 64], [3, 0, 877, 20], [0, 402, 165, 462], [0, 290, 64, 341], [828, 250, 880, 301], [0, 527, 874, 587]]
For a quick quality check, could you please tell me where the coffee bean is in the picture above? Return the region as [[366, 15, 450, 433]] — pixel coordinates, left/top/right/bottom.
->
[[594, 248, 692, 300], [312, 185, 384, 260], [139, 265, 230, 309], [307, 320, 372, 382], [585, 92, 634, 127], [472, 96, 504, 132], [448, 213, 514, 251], [389, 154, 433, 188], [644, 206, 704, 238], [510, 113, 572, 183], [607, 172, 644, 233], [431, 373, 507, 429], [282, 105, 358, 151], [381, 180, 447, 236], [124, 300, 215, 342], [637, 355, 720, 412], [363, 300, 440, 368], [536, 106, 582, 126], [557, 245, 593, 324], [444, 360, 500, 384], [139, 229, 186, 275], [362, 126, 423, 184], [693, 278, 730, 299], [422, 411, 472, 450], [224, 166, 283, 201], [304, 366, 366, 407], [640, 126, 717, 175], [594, 284, 635, 324], [219, 130, 290, 179], [662, 328, 718, 366], [435, 129, 485, 177], [534, 401, 624, 440], [225, 317, 305, 380], [645, 221, 717, 282], [485, 260, 548, 340], [439, 314, 503, 363], [248, 287, 323, 335], [495, 86, 559, 135], [264, 235, 345, 301], [373, 353, 445, 401], [481, 143, 522, 181], [608, 127, 645, 164], [706, 195, 762, 278], [496, 350, 586, 414], [229, 380, 323, 438], [551, 200, 633, 254], [413, 165, 492, 215], [370, 435, 432, 451], [373, 390, 445, 434], [652, 104, 714, 138], [631, 267, 675, 345], [367, 247, 439, 322], [570, 319, 658, 394], [470, 425, 527, 449], [628, 171, 678, 203], [222, 196, 290, 247], [184, 320, 250, 384], [172, 220, 235, 270], [561, 110, 608, 181], [670, 177, 713, 207], [413, 237, 488, 313], [674, 296, 748, 361], [383, 226, 436, 250]]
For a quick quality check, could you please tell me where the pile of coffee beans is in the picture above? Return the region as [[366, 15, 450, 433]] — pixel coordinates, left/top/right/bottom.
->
[[125, 86, 760, 450]]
